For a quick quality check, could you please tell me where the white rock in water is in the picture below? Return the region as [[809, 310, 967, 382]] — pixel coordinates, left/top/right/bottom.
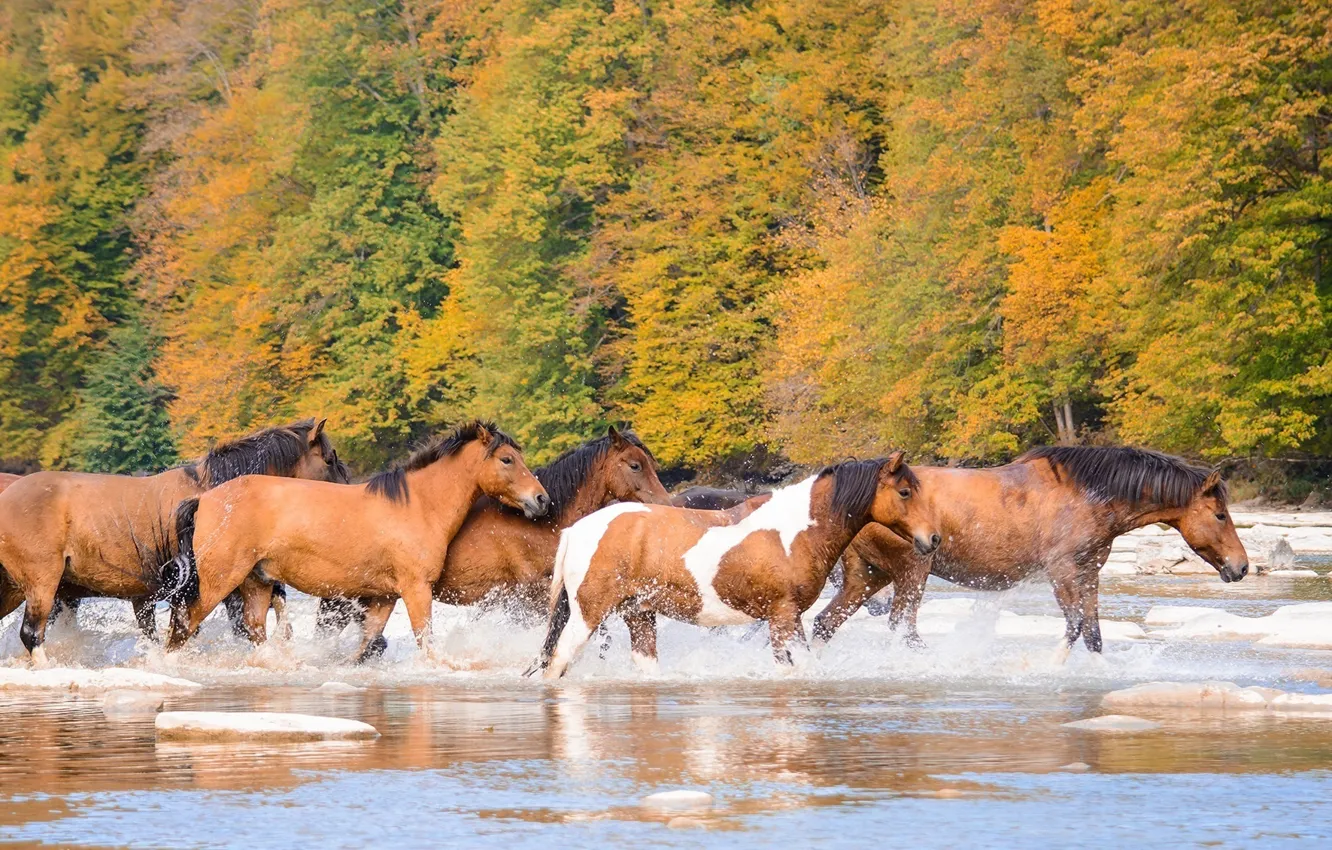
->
[[0, 667, 202, 693], [156, 711, 379, 742], [1101, 562, 1137, 577], [102, 690, 166, 717], [1160, 611, 1274, 640], [1261, 569, 1318, 578], [1256, 625, 1332, 650], [315, 681, 366, 694], [1102, 681, 1273, 710], [1268, 693, 1332, 713], [641, 790, 714, 810], [1144, 606, 1216, 627], [1062, 715, 1161, 732]]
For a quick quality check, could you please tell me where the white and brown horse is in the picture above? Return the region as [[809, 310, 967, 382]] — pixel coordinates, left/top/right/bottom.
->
[[530, 453, 940, 678], [0, 420, 347, 664], [812, 446, 1250, 657], [166, 421, 549, 661], [312, 427, 671, 654]]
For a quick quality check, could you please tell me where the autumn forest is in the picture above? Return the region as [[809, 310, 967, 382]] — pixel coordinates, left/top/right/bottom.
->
[[1, 0, 1329, 483]]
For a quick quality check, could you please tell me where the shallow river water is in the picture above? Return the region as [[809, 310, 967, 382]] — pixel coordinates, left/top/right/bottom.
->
[[2, 559, 1331, 848]]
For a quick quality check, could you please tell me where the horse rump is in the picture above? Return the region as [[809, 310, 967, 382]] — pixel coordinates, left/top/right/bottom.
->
[[160, 497, 201, 609]]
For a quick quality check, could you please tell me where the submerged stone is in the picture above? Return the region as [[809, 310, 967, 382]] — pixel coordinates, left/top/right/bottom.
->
[[1062, 715, 1161, 732], [642, 789, 714, 810], [156, 711, 379, 742], [1102, 681, 1272, 710]]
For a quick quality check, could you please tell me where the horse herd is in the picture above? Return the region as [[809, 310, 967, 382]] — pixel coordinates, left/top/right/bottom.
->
[[0, 418, 1250, 678]]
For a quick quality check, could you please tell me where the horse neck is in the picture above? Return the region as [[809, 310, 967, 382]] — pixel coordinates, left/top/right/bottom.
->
[[550, 467, 613, 528], [402, 452, 484, 541], [1108, 499, 1188, 536], [800, 476, 871, 580]]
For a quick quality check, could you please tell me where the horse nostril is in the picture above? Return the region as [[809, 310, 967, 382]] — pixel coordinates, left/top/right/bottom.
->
[[1239, 563, 1249, 578], [930, 534, 941, 549]]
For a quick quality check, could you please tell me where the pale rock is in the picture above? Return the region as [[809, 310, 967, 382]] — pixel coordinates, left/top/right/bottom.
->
[[101, 690, 166, 717], [315, 681, 366, 694], [641, 790, 714, 810], [1101, 681, 1271, 710], [1062, 715, 1161, 732], [0, 667, 202, 693], [1143, 606, 1215, 627], [156, 711, 379, 742], [1268, 693, 1332, 713]]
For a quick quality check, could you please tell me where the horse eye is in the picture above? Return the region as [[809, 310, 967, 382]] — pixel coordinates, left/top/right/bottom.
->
[[1215, 512, 1226, 522], [629, 462, 641, 472], [898, 488, 911, 499], [501, 456, 513, 465]]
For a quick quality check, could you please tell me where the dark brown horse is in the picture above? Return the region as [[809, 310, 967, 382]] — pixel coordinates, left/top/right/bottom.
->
[[812, 446, 1250, 657], [312, 427, 671, 651], [531, 453, 941, 677], [671, 486, 750, 511], [0, 420, 348, 664], [167, 421, 549, 662]]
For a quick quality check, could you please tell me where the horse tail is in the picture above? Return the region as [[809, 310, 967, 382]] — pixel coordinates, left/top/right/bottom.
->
[[525, 530, 573, 677], [162, 497, 201, 608]]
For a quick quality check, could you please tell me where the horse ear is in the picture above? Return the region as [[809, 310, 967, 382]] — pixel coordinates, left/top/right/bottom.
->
[[607, 425, 627, 447], [885, 450, 906, 475], [309, 418, 327, 446], [474, 423, 492, 446], [1202, 469, 1223, 496]]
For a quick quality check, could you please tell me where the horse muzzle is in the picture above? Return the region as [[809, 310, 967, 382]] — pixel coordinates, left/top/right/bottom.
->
[[914, 533, 942, 556], [1218, 560, 1249, 583], [522, 492, 551, 519]]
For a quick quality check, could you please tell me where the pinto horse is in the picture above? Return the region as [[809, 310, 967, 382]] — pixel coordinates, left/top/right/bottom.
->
[[167, 421, 549, 662], [312, 427, 671, 648], [812, 446, 1249, 657], [531, 453, 940, 678], [0, 420, 347, 664]]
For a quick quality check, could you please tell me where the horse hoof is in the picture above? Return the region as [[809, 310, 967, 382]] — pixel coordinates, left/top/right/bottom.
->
[[1050, 643, 1072, 666], [30, 646, 50, 669]]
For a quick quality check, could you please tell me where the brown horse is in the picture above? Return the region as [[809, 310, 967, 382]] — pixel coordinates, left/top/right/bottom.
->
[[531, 453, 940, 678], [166, 421, 549, 661], [670, 486, 750, 511], [812, 446, 1250, 657], [312, 427, 671, 650], [0, 420, 348, 664], [0, 473, 19, 492]]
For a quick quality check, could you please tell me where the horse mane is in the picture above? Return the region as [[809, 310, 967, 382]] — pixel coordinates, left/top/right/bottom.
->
[[366, 420, 519, 505], [1018, 445, 1223, 508], [535, 431, 654, 520], [821, 456, 919, 526], [188, 419, 331, 488]]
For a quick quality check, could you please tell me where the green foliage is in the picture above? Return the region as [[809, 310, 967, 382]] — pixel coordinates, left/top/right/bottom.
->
[[0, 0, 1328, 474]]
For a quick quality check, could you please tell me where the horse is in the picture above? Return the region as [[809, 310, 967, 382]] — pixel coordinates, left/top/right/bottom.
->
[[671, 486, 750, 510], [0, 473, 19, 492], [311, 427, 672, 651], [166, 421, 549, 662], [811, 445, 1250, 658], [0, 420, 348, 664], [530, 452, 941, 678]]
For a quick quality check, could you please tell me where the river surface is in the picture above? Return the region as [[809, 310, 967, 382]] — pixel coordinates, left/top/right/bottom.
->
[[2, 560, 1331, 848]]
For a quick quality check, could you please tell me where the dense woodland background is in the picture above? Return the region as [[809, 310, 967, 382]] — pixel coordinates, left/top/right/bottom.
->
[[1, 0, 1329, 492]]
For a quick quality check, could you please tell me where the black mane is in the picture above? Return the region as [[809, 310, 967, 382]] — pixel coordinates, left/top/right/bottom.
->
[[366, 420, 519, 504], [534, 431, 654, 520], [189, 419, 330, 487], [1018, 445, 1222, 508], [821, 456, 919, 527]]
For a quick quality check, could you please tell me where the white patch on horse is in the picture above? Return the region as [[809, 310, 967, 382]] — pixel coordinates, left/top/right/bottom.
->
[[547, 502, 651, 677], [680, 476, 817, 627]]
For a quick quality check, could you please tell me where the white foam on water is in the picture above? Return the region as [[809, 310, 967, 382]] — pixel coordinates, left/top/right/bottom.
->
[[0, 573, 1326, 691]]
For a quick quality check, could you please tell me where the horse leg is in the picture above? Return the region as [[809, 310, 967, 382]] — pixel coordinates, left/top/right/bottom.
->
[[1078, 564, 1104, 653], [544, 596, 606, 680], [132, 598, 158, 640], [0, 575, 23, 621], [768, 600, 802, 666], [270, 584, 293, 641], [623, 609, 658, 673], [812, 547, 887, 644], [238, 575, 274, 645], [316, 597, 364, 636], [19, 571, 61, 667], [223, 590, 249, 638], [400, 581, 436, 656], [1049, 564, 1084, 664], [887, 555, 930, 649], [353, 597, 396, 663]]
